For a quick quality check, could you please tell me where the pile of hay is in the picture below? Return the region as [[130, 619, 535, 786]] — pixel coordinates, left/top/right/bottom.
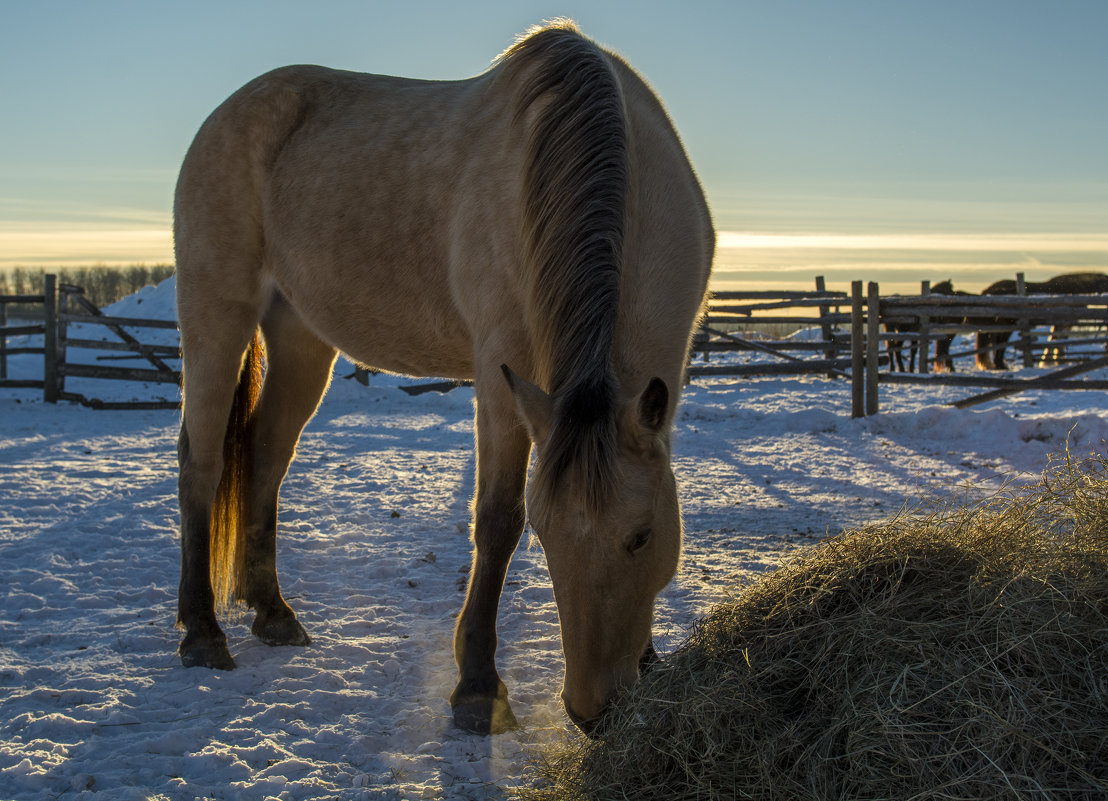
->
[[521, 455, 1108, 800]]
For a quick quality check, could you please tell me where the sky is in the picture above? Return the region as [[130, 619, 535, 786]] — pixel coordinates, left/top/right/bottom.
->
[[1, 0, 1106, 293]]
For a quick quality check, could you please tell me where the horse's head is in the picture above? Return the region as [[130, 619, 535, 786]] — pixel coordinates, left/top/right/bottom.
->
[[503, 366, 680, 731]]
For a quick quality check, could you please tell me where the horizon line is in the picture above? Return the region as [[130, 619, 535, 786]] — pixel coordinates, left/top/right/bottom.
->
[[2, 227, 1107, 271]]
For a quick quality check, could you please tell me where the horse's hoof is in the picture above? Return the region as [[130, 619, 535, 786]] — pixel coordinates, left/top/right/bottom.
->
[[179, 636, 235, 671], [450, 683, 519, 735], [252, 612, 311, 647]]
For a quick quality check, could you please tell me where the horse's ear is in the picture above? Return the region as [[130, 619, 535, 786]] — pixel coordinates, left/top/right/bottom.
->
[[638, 377, 669, 433], [502, 364, 552, 444]]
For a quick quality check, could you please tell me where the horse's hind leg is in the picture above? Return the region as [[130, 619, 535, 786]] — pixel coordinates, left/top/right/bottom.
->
[[450, 369, 531, 735], [178, 304, 260, 670], [242, 296, 337, 646]]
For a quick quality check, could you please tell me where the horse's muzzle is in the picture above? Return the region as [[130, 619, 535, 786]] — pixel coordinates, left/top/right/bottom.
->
[[565, 703, 603, 737], [566, 641, 659, 737]]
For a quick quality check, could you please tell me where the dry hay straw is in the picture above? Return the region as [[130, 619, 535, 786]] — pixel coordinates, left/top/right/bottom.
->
[[519, 453, 1108, 800]]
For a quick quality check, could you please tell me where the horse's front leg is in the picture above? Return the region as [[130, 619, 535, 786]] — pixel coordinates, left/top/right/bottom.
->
[[451, 400, 530, 735]]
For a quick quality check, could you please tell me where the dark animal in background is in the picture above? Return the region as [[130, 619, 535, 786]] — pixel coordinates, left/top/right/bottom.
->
[[976, 273, 1108, 370], [886, 280, 963, 373]]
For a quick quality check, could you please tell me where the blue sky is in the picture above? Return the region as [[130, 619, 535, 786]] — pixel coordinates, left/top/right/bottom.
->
[[1, 0, 1106, 290]]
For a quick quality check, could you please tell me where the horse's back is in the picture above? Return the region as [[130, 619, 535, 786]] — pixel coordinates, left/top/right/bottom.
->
[[175, 30, 713, 382], [176, 64, 523, 375]]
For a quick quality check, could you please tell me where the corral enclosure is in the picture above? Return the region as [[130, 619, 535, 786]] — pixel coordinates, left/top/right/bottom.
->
[[6, 272, 1108, 416], [3, 275, 1108, 798]]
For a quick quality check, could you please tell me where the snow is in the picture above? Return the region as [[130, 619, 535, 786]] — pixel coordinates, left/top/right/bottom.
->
[[3, 276, 1107, 799]]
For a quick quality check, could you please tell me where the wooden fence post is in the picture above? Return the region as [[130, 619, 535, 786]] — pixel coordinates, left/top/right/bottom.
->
[[1016, 272, 1033, 368], [918, 280, 931, 374], [851, 281, 864, 418], [0, 296, 7, 380], [866, 281, 880, 416], [815, 276, 836, 378], [57, 284, 71, 398], [43, 274, 57, 403]]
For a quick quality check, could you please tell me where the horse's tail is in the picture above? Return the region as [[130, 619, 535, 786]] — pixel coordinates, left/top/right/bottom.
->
[[210, 332, 263, 612]]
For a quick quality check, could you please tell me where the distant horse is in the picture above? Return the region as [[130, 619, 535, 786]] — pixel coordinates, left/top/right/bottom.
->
[[173, 21, 714, 736], [886, 280, 962, 372], [976, 273, 1108, 370]]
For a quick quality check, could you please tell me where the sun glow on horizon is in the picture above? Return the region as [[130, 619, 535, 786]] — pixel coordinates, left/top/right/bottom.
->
[[716, 231, 1108, 253], [0, 222, 174, 269], [712, 230, 1108, 296], [3, 222, 1106, 299]]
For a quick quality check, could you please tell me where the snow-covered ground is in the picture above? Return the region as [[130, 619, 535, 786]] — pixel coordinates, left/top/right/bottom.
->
[[3, 277, 1107, 800]]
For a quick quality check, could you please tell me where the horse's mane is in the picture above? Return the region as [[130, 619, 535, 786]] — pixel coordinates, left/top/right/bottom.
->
[[500, 21, 628, 513]]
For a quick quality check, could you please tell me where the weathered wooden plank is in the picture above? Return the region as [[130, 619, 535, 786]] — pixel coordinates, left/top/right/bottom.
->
[[950, 355, 1108, 408], [851, 281, 864, 417], [881, 294, 1108, 310], [816, 276, 838, 374], [399, 380, 472, 396], [44, 275, 57, 403], [60, 290, 176, 374], [0, 325, 45, 337], [59, 363, 181, 384], [710, 290, 848, 301], [708, 297, 852, 313], [79, 398, 182, 410], [701, 325, 850, 379], [882, 373, 1108, 389], [877, 310, 1108, 327], [64, 337, 181, 357], [706, 314, 851, 326], [866, 282, 880, 415], [688, 360, 856, 377], [59, 312, 179, 330], [697, 340, 841, 353]]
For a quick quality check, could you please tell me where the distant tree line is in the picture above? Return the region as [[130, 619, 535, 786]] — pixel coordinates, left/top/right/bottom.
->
[[0, 265, 175, 311]]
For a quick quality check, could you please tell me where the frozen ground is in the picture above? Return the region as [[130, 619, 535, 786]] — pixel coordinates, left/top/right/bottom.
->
[[2, 278, 1107, 800]]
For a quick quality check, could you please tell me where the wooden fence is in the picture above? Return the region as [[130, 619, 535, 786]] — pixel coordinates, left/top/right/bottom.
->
[[5, 273, 1108, 415], [0, 274, 51, 390], [690, 274, 1108, 417], [0, 275, 181, 409], [690, 276, 856, 378]]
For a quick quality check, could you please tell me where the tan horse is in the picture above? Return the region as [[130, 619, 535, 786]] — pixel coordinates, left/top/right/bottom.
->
[[173, 20, 714, 736]]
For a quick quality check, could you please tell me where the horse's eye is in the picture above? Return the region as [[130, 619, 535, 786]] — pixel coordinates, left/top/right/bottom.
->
[[628, 528, 652, 554]]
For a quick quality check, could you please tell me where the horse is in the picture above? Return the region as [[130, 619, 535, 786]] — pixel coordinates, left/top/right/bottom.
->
[[976, 273, 1108, 370], [172, 20, 714, 737], [885, 280, 962, 372]]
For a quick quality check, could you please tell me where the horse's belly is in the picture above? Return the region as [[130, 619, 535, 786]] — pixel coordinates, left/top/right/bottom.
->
[[283, 280, 476, 379], [335, 315, 476, 379]]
